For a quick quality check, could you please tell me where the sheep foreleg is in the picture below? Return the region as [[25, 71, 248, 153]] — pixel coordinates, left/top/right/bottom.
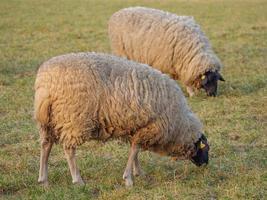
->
[[186, 86, 195, 97], [133, 149, 144, 176], [123, 143, 139, 187], [64, 146, 84, 185]]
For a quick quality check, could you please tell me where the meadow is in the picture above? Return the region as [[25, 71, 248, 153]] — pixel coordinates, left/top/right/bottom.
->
[[0, 0, 266, 199]]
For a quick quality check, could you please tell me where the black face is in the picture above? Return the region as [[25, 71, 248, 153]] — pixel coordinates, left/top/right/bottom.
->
[[191, 134, 210, 167], [201, 71, 225, 97]]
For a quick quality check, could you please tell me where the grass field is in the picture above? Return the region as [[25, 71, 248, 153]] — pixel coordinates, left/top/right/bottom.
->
[[0, 0, 266, 199]]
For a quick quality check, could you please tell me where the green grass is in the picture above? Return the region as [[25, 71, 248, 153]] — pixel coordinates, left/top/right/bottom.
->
[[0, 0, 266, 199]]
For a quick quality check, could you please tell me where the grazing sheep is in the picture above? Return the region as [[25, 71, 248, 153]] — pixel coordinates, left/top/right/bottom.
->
[[34, 52, 209, 187], [108, 7, 225, 97]]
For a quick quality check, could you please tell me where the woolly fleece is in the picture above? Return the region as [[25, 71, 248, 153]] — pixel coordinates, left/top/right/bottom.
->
[[108, 7, 222, 88], [34, 52, 203, 159]]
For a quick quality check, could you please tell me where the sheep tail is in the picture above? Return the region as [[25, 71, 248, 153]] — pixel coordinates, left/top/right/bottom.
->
[[34, 88, 51, 126]]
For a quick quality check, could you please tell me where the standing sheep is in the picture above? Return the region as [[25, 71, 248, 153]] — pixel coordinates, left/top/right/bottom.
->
[[34, 52, 209, 187], [108, 7, 225, 97]]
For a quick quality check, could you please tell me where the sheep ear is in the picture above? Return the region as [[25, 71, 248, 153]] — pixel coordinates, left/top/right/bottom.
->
[[217, 73, 225, 81]]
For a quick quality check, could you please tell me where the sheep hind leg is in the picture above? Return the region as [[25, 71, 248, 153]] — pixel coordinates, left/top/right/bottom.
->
[[38, 137, 53, 186], [123, 143, 139, 187], [133, 149, 144, 177], [64, 146, 84, 185]]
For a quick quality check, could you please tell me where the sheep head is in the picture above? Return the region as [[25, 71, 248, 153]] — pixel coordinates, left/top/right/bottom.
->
[[190, 134, 209, 166], [194, 70, 225, 97]]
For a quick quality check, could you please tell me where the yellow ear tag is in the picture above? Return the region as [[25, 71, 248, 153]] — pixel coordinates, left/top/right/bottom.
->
[[200, 141, 206, 149], [201, 75, 206, 80]]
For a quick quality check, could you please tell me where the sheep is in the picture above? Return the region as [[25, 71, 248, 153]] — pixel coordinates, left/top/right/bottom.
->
[[108, 7, 225, 97], [34, 52, 210, 187]]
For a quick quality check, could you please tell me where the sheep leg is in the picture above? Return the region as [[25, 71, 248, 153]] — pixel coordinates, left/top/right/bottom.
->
[[133, 149, 144, 176], [123, 143, 139, 187], [186, 86, 195, 97], [64, 146, 84, 185], [38, 138, 53, 186]]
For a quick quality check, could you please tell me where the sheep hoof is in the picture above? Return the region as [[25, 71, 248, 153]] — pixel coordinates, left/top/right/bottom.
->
[[123, 174, 133, 187], [189, 93, 194, 97], [133, 169, 145, 177], [125, 178, 133, 187], [38, 180, 49, 187], [73, 179, 85, 185]]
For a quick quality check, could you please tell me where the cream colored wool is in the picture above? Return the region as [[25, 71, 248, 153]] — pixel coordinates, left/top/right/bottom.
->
[[34, 52, 202, 159], [108, 7, 222, 89]]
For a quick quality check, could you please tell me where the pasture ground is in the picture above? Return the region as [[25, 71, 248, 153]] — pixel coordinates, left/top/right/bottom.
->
[[0, 0, 266, 199]]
